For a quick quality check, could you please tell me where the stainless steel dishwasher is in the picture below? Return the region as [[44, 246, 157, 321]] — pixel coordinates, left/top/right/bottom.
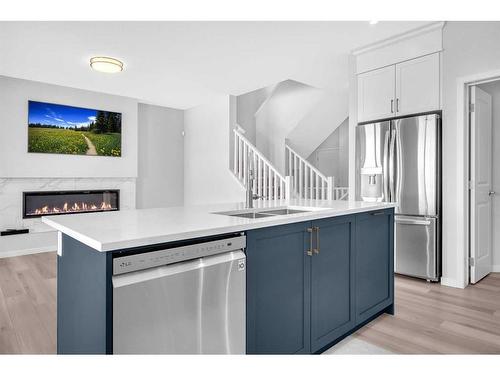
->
[[112, 235, 246, 354]]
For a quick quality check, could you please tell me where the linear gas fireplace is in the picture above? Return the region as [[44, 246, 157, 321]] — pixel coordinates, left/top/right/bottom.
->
[[23, 190, 119, 218]]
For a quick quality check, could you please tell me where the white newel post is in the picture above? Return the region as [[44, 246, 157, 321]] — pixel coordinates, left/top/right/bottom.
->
[[285, 176, 291, 200], [327, 176, 334, 201], [233, 131, 238, 175]]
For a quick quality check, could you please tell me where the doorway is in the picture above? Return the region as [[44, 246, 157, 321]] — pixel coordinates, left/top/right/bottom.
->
[[469, 80, 500, 283]]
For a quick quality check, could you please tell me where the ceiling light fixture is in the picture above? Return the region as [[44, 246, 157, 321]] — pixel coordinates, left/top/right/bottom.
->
[[369, 20, 379, 25], [90, 56, 124, 73]]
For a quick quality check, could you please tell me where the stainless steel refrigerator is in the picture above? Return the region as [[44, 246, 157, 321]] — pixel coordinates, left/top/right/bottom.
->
[[356, 113, 441, 281]]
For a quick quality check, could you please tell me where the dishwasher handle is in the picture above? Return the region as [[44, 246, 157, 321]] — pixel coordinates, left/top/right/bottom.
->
[[113, 250, 246, 288]]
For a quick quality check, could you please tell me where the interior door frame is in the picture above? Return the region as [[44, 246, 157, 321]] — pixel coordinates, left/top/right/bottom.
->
[[456, 69, 500, 288], [469, 86, 493, 283]]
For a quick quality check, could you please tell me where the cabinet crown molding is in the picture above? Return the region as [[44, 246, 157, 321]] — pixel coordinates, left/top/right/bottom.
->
[[352, 22, 445, 56], [353, 21, 445, 74]]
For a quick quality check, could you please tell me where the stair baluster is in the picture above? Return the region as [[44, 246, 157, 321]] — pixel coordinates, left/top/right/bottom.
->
[[285, 144, 348, 200], [233, 129, 288, 200]]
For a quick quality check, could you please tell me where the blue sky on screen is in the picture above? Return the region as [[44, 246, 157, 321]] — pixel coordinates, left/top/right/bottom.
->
[[28, 101, 98, 129]]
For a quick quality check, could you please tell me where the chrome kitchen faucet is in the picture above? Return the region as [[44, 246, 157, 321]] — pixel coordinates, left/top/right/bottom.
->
[[245, 153, 262, 209]]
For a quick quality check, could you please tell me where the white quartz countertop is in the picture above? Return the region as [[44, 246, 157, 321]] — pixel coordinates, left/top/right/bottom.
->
[[42, 199, 397, 252]]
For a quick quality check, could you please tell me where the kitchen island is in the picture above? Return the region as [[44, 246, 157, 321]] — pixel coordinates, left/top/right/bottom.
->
[[43, 199, 396, 354]]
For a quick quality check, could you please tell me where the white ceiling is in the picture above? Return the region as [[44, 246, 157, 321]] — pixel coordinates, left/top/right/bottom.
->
[[0, 21, 431, 109]]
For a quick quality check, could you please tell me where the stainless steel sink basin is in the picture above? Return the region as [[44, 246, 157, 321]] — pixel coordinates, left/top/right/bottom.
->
[[228, 212, 271, 219], [214, 207, 320, 219], [258, 208, 310, 215]]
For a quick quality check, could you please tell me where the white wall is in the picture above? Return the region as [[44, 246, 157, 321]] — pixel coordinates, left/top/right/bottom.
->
[[477, 81, 500, 271], [136, 103, 184, 209], [255, 80, 321, 173], [307, 118, 349, 187], [184, 94, 245, 206], [236, 85, 275, 145], [0, 75, 138, 256], [441, 22, 500, 287], [0, 75, 138, 178], [287, 86, 349, 160]]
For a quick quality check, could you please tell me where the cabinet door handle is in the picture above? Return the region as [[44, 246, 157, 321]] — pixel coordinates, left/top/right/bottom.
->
[[390, 99, 394, 113], [371, 211, 386, 216], [396, 98, 400, 113], [307, 227, 313, 256], [313, 226, 320, 254]]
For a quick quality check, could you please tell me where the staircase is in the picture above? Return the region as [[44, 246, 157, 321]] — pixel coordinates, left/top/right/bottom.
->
[[232, 128, 348, 201], [232, 129, 290, 200], [285, 144, 349, 201]]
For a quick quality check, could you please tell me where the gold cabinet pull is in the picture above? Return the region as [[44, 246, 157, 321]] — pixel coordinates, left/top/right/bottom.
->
[[313, 226, 320, 254], [306, 227, 313, 256]]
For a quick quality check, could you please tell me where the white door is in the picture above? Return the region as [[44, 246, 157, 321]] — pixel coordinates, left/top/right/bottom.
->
[[470, 86, 493, 284], [357, 65, 396, 123], [395, 53, 440, 116]]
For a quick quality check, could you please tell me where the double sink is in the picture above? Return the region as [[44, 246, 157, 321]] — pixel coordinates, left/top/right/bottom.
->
[[214, 207, 326, 219]]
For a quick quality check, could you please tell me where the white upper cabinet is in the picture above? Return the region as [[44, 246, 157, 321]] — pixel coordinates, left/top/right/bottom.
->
[[395, 53, 440, 116], [357, 52, 441, 123], [357, 65, 395, 123]]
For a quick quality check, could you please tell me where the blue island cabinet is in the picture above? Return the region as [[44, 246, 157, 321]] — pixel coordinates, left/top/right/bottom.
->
[[246, 221, 312, 354], [354, 210, 394, 323], [245, 209, 394, 354]]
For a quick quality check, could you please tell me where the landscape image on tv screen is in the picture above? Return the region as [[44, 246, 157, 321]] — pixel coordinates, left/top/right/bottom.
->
[[28, 101, 122, 157]]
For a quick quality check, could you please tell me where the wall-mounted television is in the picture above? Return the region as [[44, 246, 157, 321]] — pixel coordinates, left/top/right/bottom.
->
[[28, 100, 122, 157]]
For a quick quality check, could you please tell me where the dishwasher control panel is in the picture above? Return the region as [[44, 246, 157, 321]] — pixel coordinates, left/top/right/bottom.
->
[[113, 235, 246, 275]]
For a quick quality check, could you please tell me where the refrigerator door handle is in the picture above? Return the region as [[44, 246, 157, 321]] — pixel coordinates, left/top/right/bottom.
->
[[394, 121, 403, 206], [382, 129, 391, 201], [388, 128, 396, 202], [394, 217, 432, 226]]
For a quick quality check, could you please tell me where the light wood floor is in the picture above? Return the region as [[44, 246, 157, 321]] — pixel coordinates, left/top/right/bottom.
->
[[0, 252, 499, 354], [0, 252, 56, 354], [354, 273, 500, 354]]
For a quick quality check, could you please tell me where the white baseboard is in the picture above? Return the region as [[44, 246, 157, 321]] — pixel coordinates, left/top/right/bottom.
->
[[441, 267, 500, 288], [440, 277, 467, 289], [0, 231, 57, 258], [0, 246, 55, 258]]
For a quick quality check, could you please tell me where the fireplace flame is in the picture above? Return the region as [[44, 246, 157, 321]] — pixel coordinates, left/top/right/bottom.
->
[[33, 201, 114, 216]]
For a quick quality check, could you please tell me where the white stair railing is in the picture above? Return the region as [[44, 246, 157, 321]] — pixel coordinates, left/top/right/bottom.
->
[[333, 187, 349, 201], [233, 129, 290, 200], [285, 144, 348, 200]]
